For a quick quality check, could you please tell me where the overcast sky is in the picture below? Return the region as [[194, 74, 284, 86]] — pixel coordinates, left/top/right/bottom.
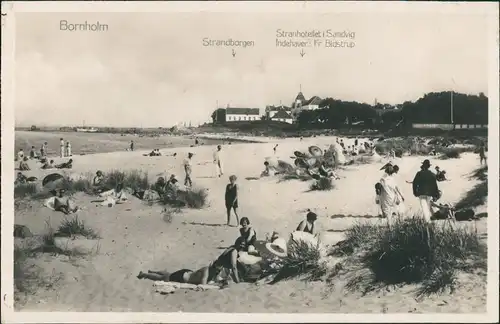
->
[[14, 10, 489, 127]]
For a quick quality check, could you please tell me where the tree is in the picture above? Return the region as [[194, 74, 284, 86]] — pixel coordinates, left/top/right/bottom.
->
[[211, 108, 226, 124]]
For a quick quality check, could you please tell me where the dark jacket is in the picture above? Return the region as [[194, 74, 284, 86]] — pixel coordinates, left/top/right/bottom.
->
[[412, 169, 439, 197]]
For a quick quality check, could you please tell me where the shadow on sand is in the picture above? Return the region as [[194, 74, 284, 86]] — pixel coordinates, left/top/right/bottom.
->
[[330, 214, 383, 220], [245, 177, 261, 181], [183, 221, 226, 227]]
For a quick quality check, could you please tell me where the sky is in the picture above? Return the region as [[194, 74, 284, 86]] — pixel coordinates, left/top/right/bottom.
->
[[14, 10, 490, 127]]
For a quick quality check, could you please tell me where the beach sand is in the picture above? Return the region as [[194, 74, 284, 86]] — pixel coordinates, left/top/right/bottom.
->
[[14, 135, 487, 312]]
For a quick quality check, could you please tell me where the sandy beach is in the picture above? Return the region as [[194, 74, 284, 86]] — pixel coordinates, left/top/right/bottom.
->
[[13, 134, 487, 313]]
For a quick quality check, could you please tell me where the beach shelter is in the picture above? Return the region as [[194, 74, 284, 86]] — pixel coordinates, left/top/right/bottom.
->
[[308, 146, 323, 157], [42, 173, 64, 187]]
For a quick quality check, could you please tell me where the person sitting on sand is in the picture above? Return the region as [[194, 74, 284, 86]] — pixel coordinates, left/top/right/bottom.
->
[[152, 176, 167, 195], [261, 161, 271, 177], [435, 166, 447, 182], [318, 161, 339, 179], [53, 189, 79, 215], [55, 159, 73, 169], [19, 157, 30, 171], [137, 261, 224, 286], [17, 149, 25, 161], [29, 146, 38, 159], [15, 172, 28, 185], [235, 217, 257, 253], [296, 211, 317, 235], [41, 159, 55, 169], [225, 175, 240, 226]]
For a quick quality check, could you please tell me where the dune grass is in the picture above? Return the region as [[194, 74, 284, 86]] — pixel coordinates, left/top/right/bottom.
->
[[439, 147, 463, 160], [103, 169, 150, 192], [175, 187, 208, 209], [56, 215, 100, 239], [310, 177, 334, 191], [470, 165, 488, 182], [270, 239, 328, 284], [159, 186, 208, 209], [455, 181, 488, 211], [330, 216, 486, 297]]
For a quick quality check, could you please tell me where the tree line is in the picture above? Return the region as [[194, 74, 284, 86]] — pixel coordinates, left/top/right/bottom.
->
[[211, 91, 488, 131]]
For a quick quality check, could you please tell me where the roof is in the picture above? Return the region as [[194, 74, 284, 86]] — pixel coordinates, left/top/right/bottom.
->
[[267, 105, 291, 111], [302, 96, 322, 106], [295, 92, 306, 101], [225, 107, 260, 115], [271, 110, 293, 119]]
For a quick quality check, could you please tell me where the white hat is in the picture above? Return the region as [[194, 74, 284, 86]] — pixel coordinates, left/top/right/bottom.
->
[[265, 237, 288, 258]]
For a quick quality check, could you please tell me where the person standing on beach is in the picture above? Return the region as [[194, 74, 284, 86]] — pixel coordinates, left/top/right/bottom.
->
[[478, 142, 487, 165], [66, 141, 72, 157], [59, 138, 65, 158], [378, 165, 405, 226], [412, 159, 440, 222], [130, 140, 135, 151], [213, 145, 223, 178], [225, 175, 239, 226], [183, 152, 194, 187], [40, 142, 47, 157], [273, 144, 278, 155]]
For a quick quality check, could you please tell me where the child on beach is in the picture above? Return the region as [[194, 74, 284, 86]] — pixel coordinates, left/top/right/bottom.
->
[[235, 217, 257, 253], [213, 145, 223, 178], [225, 175, 239, 226], [183, 152, 194, 187], [60, 138, 65, 158], [478, 142, 487, 165], [296, 211, 317, 235]]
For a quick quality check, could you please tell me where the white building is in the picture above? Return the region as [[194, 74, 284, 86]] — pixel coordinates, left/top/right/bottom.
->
[[265, 105, 292, 118], [270, 109, 293, 124], [225, 107, 260, 122], [290, 92, 323, 121]]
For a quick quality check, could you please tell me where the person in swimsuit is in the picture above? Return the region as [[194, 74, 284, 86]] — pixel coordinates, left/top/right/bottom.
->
[[225, 175, 239, 226], [296, 211, 317, 235], [53, 189, 79, 214], [235, 217, 257, 253], [55, 159, 73, 169], [41, 159, 55, 169], [19, 157, 30, 171], [137, 261, 224, 285]]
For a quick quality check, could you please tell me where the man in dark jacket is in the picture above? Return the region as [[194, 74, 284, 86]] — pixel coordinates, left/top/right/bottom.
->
[[412, 159, 439, 221]]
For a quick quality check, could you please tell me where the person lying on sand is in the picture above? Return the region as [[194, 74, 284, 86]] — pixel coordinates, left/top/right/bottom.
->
[[137, 261, 224, 286], [53, 189, 79, 214], [41, 159, 55, 169], [98, 183, 128, 206], [19, 157, 30, 171], [296, 211, 317, 235], [55, 159, 73, 169]]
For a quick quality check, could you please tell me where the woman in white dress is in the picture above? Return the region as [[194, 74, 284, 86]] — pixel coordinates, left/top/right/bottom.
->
[[378, 165, 405, 226]]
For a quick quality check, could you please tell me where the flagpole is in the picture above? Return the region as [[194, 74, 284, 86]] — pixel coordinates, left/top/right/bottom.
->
[[450, 91, 454, 125]]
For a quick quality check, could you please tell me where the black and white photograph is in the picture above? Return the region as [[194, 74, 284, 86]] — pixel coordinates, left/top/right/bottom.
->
[[1, 1, 498, 323]]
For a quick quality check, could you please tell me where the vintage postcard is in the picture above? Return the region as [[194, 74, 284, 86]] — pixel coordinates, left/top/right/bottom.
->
[[1, 1, 499, 323]]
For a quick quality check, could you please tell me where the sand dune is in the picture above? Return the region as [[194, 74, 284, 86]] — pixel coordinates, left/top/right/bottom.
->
[[14, 135, 487, 312]]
